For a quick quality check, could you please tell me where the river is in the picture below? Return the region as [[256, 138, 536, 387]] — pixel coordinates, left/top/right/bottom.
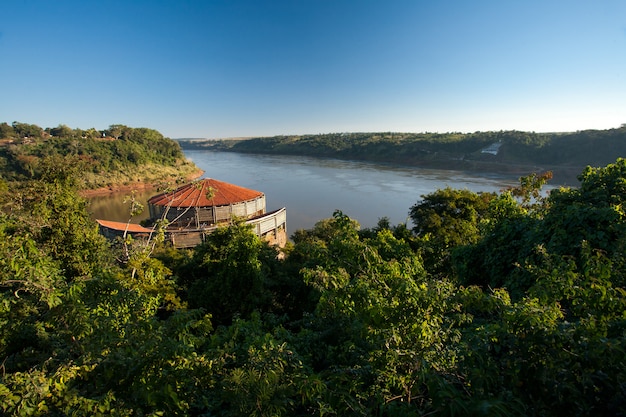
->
[[88, 150, 526, 234]]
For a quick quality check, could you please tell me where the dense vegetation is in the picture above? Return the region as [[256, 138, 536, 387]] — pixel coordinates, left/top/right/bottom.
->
[[181, 125, 626, 183], [0, 122, 199, 189], [1, 146, 625, 415]]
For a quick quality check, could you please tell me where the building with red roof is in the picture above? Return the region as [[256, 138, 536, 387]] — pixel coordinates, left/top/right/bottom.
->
[[147, 178, 267, 229], [97, 178, 287, 248]]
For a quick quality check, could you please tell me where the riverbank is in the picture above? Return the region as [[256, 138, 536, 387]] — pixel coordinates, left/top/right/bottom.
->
[[179, 128, 626, 187], [79, 168, 204, 197], [176, 147, 575, 186]]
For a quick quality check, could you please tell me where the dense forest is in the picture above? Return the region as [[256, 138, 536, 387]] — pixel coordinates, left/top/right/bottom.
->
[[180, 125, 626, 184], [0, 122, 199, 190], [0, 123, 624, 415]]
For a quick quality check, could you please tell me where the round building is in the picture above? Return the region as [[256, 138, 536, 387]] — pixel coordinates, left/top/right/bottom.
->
[[98, 178, 287, 249], [148, 178, 267, 228]]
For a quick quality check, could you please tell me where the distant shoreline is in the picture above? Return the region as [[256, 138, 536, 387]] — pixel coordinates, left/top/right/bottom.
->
[[179, 128, 626, 186]]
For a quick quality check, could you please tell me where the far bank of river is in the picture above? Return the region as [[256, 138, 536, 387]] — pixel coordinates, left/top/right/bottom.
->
[[88, 150, 555, 234]]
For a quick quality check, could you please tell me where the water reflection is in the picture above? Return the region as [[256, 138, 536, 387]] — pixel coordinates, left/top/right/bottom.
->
[[87, 190, 154, 223]]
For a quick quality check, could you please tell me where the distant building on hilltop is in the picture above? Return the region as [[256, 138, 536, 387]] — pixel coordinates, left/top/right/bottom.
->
[[97, 178, 287, 248]]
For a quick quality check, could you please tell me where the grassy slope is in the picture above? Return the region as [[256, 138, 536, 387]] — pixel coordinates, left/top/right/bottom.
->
[[79, 160, 202, 193]]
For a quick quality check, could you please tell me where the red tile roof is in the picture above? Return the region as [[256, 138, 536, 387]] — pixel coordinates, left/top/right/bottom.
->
[[148, 178, 264, 208]]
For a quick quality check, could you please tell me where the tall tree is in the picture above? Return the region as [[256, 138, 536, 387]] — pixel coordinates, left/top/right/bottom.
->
[[409, 187, 496, 275], [11, 122, 43, 139]]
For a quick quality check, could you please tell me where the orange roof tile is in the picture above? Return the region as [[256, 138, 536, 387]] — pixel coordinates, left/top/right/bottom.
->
[[148, 178, 263, 208], [96, 219, 154, 233]]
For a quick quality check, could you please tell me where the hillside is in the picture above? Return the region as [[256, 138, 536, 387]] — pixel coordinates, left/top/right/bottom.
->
[[0, 122, 201, 191], [180, 126, 626, 184]]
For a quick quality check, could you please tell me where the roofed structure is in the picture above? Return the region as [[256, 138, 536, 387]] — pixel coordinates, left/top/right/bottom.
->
[[147, 178, 267, 229], [148, 178, 263, 208], [96, 219, 154, 240], [97, 177, 287, 249]]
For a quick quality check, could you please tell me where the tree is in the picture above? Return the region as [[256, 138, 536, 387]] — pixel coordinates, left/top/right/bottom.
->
[[12, 122, 43, 140], [48, 124, 73, 138], [540, 158, 626, 257], [83, 127, 100, 140], [507, 171, 552, 213], [105, 124, 128, 140], [292, 211, 475, 415], [182, 221, 276, 326], [0, 122, 15, 139], [409, 187, 496, 275]]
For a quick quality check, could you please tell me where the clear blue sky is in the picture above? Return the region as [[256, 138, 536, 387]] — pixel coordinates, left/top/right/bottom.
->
[[1, 0, 625, 138]]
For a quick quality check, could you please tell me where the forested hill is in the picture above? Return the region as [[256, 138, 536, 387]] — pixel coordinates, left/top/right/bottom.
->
[[0, 122, 199, 190], [180, 125, 626, 183]]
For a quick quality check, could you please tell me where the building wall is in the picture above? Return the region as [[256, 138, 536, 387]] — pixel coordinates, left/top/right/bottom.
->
[[262, 224, 288, 249], [149, 195, 266, 228], [163, 207, 287, 249]]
